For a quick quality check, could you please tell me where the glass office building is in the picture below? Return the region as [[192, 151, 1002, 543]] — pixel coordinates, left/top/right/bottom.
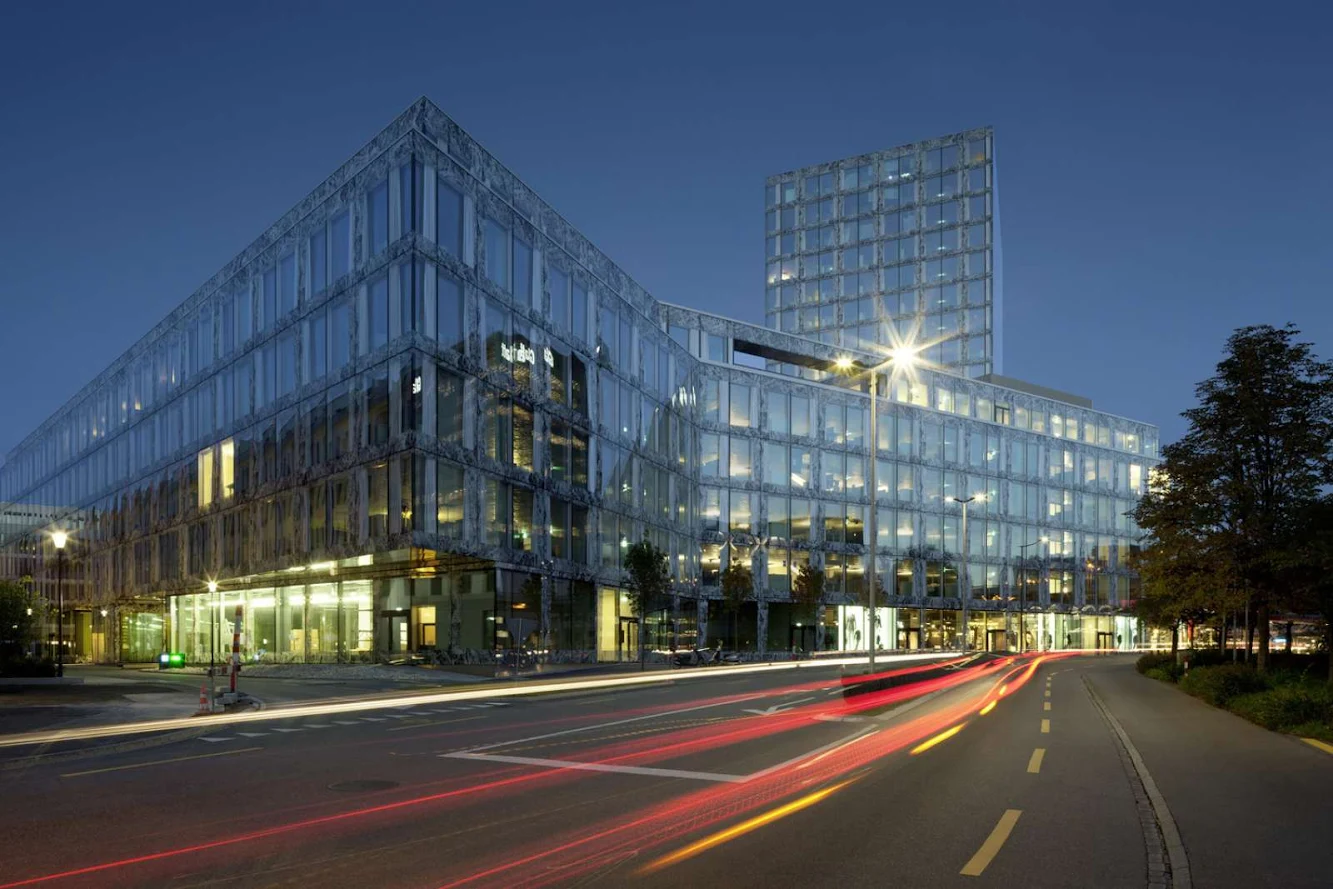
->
[[765, 128, 1000, 378], [0, 99, 1155, 664]]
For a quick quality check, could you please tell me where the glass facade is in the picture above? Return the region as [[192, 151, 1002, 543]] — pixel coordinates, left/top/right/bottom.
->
[[764, 130, 999, 379], [0, 101, 1155, 664]]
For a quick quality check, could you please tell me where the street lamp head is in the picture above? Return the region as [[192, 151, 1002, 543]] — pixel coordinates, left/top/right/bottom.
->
[[51, 530, 68, 550], [207, 580, 218, 594], [887, 343, 921, 371], [100, 609, 108, 617]]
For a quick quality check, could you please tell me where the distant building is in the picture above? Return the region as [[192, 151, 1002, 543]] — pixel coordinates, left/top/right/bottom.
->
[[0, 99, 1157, 663]]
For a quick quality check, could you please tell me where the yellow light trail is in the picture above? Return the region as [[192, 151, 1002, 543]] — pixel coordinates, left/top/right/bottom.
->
[[979, 700, 997, 716], [639, 780, 854, 874], [910, 723, 964, 755]]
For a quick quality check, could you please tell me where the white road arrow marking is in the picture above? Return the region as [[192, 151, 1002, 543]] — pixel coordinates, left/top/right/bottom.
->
[[741, 696, 815, 716]]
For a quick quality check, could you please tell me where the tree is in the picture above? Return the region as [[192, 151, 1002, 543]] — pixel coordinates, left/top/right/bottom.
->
[[0, 578, 43, 667], [791, 562, 825, 650], [1136, 325, 1333, 671], [720, 560, 754, 650], [623, 536, 671, 669], [1280, 496, 1333, 684]]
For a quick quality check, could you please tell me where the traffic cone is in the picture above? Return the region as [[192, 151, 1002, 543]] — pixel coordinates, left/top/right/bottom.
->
[[198, 684, 211, 714]]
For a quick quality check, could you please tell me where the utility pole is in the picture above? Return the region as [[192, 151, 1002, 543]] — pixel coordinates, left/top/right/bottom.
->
[[52, 531, 68, 677], [207, 580, 218, 711], [951, 496, 977, 652]]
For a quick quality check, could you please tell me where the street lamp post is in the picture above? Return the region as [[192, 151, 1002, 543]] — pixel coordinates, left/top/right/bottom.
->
[[52, 531, 68, 678], [950, 496, 976, 652], [207, 580, 218, 711], [837, 344, 918, 675], [1017, 537, 1049, 654]]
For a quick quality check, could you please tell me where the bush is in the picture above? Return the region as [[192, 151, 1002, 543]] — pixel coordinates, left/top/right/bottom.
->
[[1136, 652, 1175, 674], [1227, 684, 1333, 732], [1144, 666, 1179, 683], [1178, 664, 1268, 706]]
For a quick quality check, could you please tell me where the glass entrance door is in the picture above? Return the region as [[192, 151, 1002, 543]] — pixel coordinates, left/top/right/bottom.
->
[[618, 617, 639, 662]]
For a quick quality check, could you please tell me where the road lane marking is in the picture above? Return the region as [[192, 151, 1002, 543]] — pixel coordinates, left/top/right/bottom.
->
[[910, 724, 964, 755], [750, 727, 876, 779], [199, 737, 232, 743], [979, 700, 997, 715], [0, 652, 957, 751], [1044, 702, 1051, 711], [638, 779, 854, 873], [460, 693, 769, 753], [235, 732, 269, 738], [960, 809, 1022, 876], [272, 727, 303, 733], [387, 716, 484, 732], [1040, 719, 1050, 733], [333, 720, 361, 726], [1302, 738, 1333, 755], [61, 747, 262, 778], [443, 752, 747, 783], [1027, 748, 1045, 774]]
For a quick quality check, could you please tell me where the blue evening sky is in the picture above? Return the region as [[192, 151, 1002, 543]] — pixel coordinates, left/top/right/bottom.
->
[[1, 1, 1329, 455]]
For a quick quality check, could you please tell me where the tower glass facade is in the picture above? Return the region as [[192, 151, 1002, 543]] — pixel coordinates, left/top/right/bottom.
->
[[765, 128, 998, 378]]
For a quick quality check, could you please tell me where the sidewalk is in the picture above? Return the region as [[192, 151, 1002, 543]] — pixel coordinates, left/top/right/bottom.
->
[[1085, 660, 1333, 889]]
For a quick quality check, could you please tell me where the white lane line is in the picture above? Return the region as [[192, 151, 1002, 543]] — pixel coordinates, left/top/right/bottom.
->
[[272, 728, 304, 733], [443, 752, 746, 783], [0, 652, 957, 751], [814, 714, 869, 724], [235, 732, 269, 738], [746, 727, 876, 780], [333, 720, 361, 726], [303, 724, 333, 729], [428, 709, 461, 714], [384, 714, 414, 720], [199, 737, 233, 743], [480, 701, 510, 707], [460, 693, 770, 753], [359, 717, 388, 722]]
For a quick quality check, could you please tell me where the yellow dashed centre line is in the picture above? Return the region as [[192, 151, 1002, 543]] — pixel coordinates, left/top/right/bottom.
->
[[1044, 702, 1051, 711], [961, 809, 1022, 876], [1044, 689, 1051, 698], [1040, 719, 1050, 734], [1027, 748, 1045, 774]]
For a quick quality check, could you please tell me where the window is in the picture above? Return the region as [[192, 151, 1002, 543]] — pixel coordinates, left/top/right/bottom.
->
[[514, 238, 532, 305], [572, 281, 587, 343], [368, 276, 389, 351], [368, 462, 389, 537], [397, 259, 423, 334], [791, 395, 811, 437], [278, 253, 296, 314], [262, 266, 277, 331], [309, 309, 327, 380], [729, 437, 753, 480], [330, 300, 350, 371], [729, 384, 754, 427], [367, 367, 390, 446], [437, 179, 463, 257], [310, 228, 328, 297], [436, 461, 463, 537], [435, 367, 463, 445], [485, 302, 509, 372], [400, 159, 422, 235], [368, 180, 389, 255], [330, 211, 350, 280], [484, 218, 510, 292], [277, 331, 297, 396], [436, 270, 464, 352]]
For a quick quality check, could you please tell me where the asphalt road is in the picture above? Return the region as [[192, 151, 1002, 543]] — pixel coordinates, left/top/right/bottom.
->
[[0, 654, 1329, 889]]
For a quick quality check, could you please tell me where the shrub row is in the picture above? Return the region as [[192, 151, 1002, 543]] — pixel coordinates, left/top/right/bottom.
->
[[1140, 657, 1333, 741]]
